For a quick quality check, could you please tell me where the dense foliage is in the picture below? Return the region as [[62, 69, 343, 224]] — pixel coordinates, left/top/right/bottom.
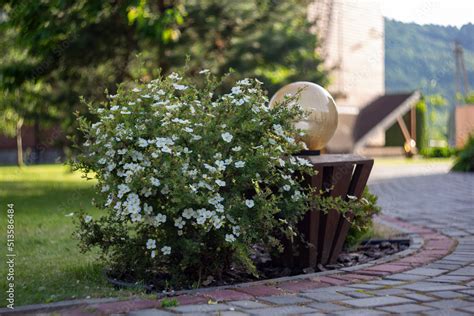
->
[[0, 0, 326, 164], [72, 72, 317, 288], [452, 135, 474, 172]]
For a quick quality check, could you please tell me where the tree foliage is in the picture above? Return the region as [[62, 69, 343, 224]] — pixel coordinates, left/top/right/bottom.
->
[[0, 0, 326, 149]]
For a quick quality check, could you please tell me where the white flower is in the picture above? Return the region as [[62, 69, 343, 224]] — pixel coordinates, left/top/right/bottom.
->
[[137, 138, 148, 147], [173, 84, 188, 91], [245, 199, 255, 208], [232, 226, 241, 236], [174, 217, 185, 229], [231, 146, 241, 152], [278, 158, 286, 167], [215, 160, 226, 171], [292, 190, 302, 201], [150, 177, 161, 187], [143, 203, 153, 215], [132, 87, 141, 92], [155, 213, 167, 225], [151, 250, 156, 258], [283, 185, 291, 192], [221, 132, 233, 143], [273, 124, 285, 137], [296, 157, 313, 167], [161, 246, 171, 255], [117, 184, 130, 198], [84, 215, 92, 223], [234, 161, 245, 168], [215, 179, 226, 187], [182, 208, 195, 219], [231, 86, 241, 95], [101, 185, 110, 192], [131, 212, 142, 222], [123, 193, 141, 214], [199, 69, 210, 74], [146, 239, 156, 249], [225, 234, 236, 243], [168, 72, 181, 81], [161, 185, 170, 195]]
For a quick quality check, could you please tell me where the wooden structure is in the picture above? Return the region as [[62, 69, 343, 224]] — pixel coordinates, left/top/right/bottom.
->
[[283, 154, 374, 268]]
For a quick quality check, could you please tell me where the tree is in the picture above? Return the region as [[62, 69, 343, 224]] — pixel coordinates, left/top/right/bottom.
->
[[1, 0, 326, 157]]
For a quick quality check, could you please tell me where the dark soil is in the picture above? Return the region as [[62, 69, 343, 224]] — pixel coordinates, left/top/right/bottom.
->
[[106, 237, 409, 292]]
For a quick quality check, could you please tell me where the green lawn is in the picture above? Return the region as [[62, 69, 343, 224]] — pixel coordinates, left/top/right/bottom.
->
[[0, 165, 144, 306]]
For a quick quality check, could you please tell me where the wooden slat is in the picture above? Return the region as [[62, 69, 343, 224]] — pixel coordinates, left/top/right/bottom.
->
[[323, 164, 354, 264], [308, 166, 323, 268], [348, 161, 374, 198]]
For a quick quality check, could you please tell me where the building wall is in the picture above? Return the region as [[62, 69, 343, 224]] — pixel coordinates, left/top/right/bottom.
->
[[455, 105, 474, 148], [310, 0, 386, 149], [311, 0, 385, 108]]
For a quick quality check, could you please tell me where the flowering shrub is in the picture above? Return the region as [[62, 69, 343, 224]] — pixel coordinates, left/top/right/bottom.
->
[[72, 71, 315, 288]]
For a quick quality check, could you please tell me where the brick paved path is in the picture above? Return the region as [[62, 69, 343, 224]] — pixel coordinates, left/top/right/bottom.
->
[[5, 161, 474, 315]]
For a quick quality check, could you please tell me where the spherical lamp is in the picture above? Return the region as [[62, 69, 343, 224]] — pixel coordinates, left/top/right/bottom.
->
[[269, 82, 338, 151]]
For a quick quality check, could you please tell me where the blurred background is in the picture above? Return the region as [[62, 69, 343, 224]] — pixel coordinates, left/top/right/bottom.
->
[[0, 0, 473, 166]]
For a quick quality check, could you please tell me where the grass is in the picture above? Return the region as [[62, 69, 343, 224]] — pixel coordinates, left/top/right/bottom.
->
[[0, 164, 145, 306]]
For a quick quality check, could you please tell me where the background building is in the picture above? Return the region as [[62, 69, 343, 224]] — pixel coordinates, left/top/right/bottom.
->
[[310, 0, 420, 155]]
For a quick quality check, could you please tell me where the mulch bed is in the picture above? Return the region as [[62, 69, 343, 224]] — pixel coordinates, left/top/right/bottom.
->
[[106, 236, 409, 292]]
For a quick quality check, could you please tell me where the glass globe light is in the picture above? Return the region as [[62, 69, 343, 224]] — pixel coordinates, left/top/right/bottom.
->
[[269, 82, 338, 150]]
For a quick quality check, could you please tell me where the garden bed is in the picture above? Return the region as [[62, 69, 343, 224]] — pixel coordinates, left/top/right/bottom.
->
[[106, 236, 409, 293]]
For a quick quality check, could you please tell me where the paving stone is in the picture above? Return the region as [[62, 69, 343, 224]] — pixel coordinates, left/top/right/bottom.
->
[[448, 267, 474, 276], [460, 289, 474, 296], [459, 305, 474, 313], [367, 280, 406, 286], [339, 290, 374, 298], [400, 282, 467, 292], [426, 299, 474, 309], [347, 283, 385, 290], [332, 309, 388, 315], [378, 303, 434, 313], [128, 309, 174, 316], [427, 275, 473, 283], [277, 280, 329, 292], [301, 291, 351, 302], [171, 303, 232, 313], [425, 263, 464, 270], [237, 285, 284, 297], [213, 311, 249, 316], [317, 276, 349, 286], [203, 289, 253, 301], [228, 300, 270, 309], [424, 309, 472, 316], [249, 305, 315, 315], [302, 286, 354, 294], [306, 302, 348, 312], [405, 268, 447, 276], [385, 273, 427, 281], [431, 291, 468, 299], [257, 294, 311, 305], [367, 288, 409, 296], [398, 292, 437, 302], [342, 296, 414, 308]]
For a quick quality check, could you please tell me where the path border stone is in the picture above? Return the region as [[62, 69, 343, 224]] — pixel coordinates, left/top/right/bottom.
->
[[0, 215, 457, 315]]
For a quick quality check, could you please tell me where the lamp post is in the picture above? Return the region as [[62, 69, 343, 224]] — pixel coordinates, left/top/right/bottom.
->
[[269, 82, 338, 155], [270, 82, 375, 267]]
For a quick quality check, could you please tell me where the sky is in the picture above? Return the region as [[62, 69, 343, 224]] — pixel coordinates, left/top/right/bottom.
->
[[381, 0, 474, 27]]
